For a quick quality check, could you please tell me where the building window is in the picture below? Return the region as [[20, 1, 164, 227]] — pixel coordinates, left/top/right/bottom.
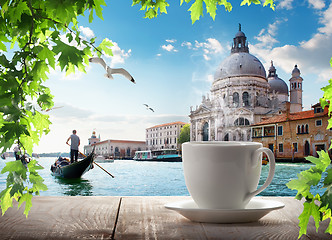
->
[[305, 124, 309, 133], [277, 126, 283, 136], [316, 119, 322, 126], [268, 144, 274, 153], [279, 143, 283, 153], [314, 107, 323, 113], [203, 122, 209, 141], [297, 125, 301, 133], [293, 143, 298, 153], [234, 117, 250, 126], [242, 92, 250, 107], [233, 92, 239, 107]]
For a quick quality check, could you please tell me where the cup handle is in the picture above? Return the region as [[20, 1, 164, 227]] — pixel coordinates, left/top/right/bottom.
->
[[244, 147, 276, 202]]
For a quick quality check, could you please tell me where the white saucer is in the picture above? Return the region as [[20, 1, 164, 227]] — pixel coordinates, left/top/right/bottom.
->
[[164, 197, 285, 223]]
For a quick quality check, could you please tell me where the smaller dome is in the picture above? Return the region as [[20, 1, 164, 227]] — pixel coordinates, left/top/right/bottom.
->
[[236, 31, 246, 38], [268, 77, 289, 95], [292, 64, 300, 77], [268, 61, 288, 95]]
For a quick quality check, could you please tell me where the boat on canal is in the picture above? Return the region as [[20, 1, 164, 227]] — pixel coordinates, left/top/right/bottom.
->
[[50, 151, 95, 179], [133, 149, 182, 162]]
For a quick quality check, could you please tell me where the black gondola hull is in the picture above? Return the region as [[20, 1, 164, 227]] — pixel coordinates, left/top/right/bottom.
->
[[51, 152, 95, 179]]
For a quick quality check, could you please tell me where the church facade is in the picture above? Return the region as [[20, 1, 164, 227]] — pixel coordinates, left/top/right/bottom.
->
[[189, 25, 303, 143]]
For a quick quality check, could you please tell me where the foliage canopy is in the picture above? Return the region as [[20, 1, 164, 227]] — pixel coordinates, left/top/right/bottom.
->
[[178, 123, 190, 145], [1, 1, 332, 238]]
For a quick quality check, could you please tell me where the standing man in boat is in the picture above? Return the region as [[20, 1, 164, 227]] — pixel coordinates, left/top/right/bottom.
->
[[66, 130, 80, 163]]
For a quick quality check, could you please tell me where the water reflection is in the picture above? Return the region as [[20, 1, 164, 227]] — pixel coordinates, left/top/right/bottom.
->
[[54, 177, 93, 196]]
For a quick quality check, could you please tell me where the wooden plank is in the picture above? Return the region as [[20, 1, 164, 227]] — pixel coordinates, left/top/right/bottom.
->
[[0, 196, 120, 239], [1, 196, 331, 239], [115, 196, 331, 240], [115, 196, 209, 239]]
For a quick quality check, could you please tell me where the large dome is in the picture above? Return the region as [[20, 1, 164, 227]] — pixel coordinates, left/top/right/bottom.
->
[[214, 52, 266, 81]]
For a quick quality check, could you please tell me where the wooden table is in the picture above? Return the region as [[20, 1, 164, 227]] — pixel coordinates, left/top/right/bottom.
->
[[0, 196, 330, 239]]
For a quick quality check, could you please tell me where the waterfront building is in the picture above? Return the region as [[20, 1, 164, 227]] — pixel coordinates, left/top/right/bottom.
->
[[251, 103, 332, 161], [84, 131, 146, 159], [146, 121, 187, 150], [189, 25, 304, 143]]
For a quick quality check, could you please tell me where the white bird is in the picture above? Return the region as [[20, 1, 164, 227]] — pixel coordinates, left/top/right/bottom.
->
[[89, 57, 136, 84], [143, 104, 154, 112]]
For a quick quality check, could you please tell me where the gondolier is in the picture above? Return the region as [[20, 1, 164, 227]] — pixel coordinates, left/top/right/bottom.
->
[[66, 130, 80, 163]]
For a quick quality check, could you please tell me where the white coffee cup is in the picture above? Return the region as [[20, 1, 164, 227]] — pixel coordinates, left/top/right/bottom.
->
[[182, 141, 275, 209]]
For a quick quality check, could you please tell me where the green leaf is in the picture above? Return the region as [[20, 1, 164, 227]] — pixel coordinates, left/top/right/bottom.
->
[[240, 0, 261, 7], [0, 188, 13, 215], [18, 193, 33, 217], [37, 46, 56, 70], [324, 168, 332, 187], [205, 0, 217, 20], [94, 0, 106, 20], [298, 198, 321, 238], [188, 0, 203, 24], [263, 0, 275, 10], [321, 186, 332, 215], [97, 39, 113, 56]]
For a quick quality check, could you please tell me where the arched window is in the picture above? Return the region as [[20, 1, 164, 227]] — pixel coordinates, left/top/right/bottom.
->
[[242, 92, 250, 107], [224, 133, 229, 141], [126, 147, 131, 157], [305, 124, 309, 133], [233, 92, 239, 107], [234, 117, 250, 126], [297, 125, 301, 133], [203, 122, 209, 141], [301, 125, 304, 134]]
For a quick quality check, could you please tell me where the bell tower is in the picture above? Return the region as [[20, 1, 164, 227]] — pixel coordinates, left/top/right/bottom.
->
[[289, 64, 303, 113], [231, 23, 249, 54]]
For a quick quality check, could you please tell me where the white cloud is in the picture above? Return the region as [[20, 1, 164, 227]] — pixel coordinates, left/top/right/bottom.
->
[[251, 3, 332, 83], [108, 41, 132, 67], [308, 0, 325, 10], [277, 0, 294, 10], [162, 44, 178, 52], [278, 0, 325, 10], [193, 38, 223, 61], [318, 2, 332, 34], [181, 41, 192, 49], [79, 26, 95, 39], [254, 20, 283, 49], [166, 39, 176, 43]]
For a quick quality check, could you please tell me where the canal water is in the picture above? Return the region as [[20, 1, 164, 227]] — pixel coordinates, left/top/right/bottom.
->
[[0, 157, 325, 197]]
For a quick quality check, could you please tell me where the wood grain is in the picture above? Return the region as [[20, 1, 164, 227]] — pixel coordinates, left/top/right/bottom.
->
[[0, 196, 331, 239], [0, 196, 120, 239], [115, 196, 331, 240]]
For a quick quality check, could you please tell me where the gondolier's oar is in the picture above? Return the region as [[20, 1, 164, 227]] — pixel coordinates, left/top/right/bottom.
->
[[66, 143, 114, 178]]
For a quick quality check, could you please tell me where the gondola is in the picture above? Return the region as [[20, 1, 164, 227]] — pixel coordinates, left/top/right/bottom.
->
[[50, 151, 95, 179]]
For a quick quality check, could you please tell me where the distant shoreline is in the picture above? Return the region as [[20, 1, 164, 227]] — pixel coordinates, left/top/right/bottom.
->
[[2, 152, 70, 158]]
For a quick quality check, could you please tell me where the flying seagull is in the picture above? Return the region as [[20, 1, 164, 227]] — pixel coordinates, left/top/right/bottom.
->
[[143, 104, 154, 112], [89, 57, 136, 84]]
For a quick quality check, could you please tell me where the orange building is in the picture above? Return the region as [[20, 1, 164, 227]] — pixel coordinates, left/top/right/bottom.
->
[[251, 103, 332, 161]]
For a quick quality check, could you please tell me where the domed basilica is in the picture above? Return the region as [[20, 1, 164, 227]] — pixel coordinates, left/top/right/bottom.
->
[[189, 25, 303, 142]]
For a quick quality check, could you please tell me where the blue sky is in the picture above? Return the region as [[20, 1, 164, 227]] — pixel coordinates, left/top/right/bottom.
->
[[34, 0, 332, 153]]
